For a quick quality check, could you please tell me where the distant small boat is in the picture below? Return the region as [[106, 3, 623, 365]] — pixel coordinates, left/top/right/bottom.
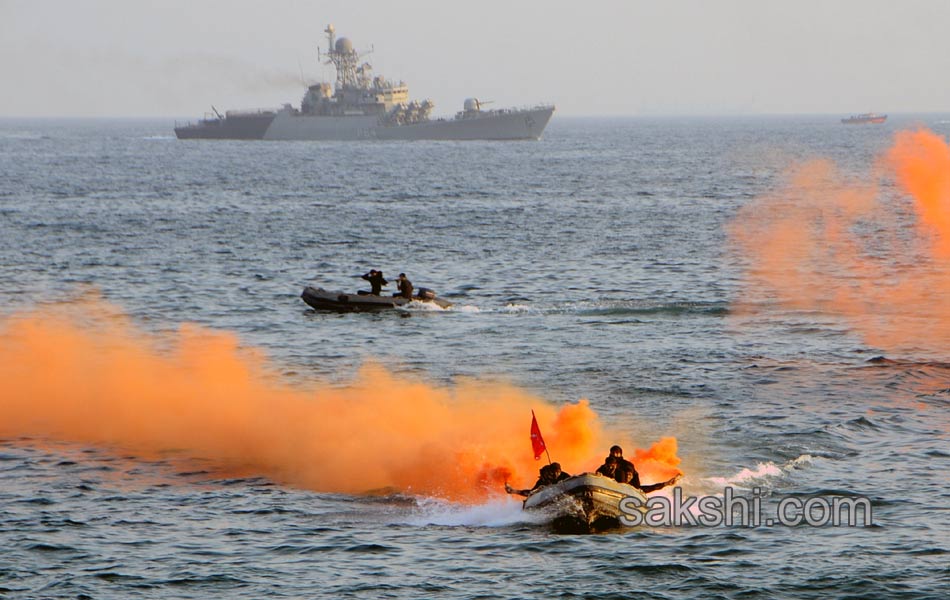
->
[[301, 286, 452, 313], [841, 113, 887, 124]]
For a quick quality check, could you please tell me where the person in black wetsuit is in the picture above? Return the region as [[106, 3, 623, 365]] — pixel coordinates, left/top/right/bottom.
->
[[361, 269, 387, 295], [598, 445, 680, 493], [394, 273, 413, 299], [596, 445, 630, 479], [596, 455, 619, 478], [505, 462, 571, 497]]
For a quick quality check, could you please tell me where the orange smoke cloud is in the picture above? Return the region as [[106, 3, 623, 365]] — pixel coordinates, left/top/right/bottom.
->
[[730, 128, 950, 355], [0, 294, 680, 501], [888, 129, 950, 257], [633, 437, 681, 481]]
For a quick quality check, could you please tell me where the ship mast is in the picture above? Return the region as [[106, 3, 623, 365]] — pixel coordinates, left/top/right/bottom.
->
[[321, 23, 368, 89], [324, 23, 335, 54]]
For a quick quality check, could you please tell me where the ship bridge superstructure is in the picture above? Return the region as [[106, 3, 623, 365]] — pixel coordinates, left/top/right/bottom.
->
[[299, 24, 433, 124]]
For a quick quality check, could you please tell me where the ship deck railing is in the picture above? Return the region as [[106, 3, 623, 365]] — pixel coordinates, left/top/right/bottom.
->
[[454, 103, 555, 117], [223, 109, 279, 118], [491, 102, 555, 112]]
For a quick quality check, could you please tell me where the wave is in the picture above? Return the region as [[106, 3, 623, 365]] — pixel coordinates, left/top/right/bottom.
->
[[855, 359, 950, 401], [500, 303, 536, 314], [863, 356, 950, 369], [703, 455, 813, 488], [0, 132, 48, 141], [573, 300, 729, 317]]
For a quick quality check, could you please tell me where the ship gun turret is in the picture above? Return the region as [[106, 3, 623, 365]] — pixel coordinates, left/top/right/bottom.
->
[[456, 97, 498, 119]]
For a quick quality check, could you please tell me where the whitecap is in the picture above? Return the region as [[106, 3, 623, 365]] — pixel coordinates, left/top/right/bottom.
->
[[703, 455, 814, 488], [501, 303, 535, 314]]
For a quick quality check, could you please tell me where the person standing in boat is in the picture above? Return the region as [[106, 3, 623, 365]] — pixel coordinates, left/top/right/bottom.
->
[[505, 462, 571, 497], [394, 273, 414, 299], [360, 269, 388, 295]]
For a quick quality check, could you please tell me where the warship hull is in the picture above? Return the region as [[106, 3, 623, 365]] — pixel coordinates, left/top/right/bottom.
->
[[176, 105, 554, 141]]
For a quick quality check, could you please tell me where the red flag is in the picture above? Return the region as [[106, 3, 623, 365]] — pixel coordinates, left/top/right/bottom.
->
[[530, 410, 547, 460]]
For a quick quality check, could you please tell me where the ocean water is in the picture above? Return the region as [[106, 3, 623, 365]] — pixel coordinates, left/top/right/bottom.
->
[[1, 115, 949, 598]]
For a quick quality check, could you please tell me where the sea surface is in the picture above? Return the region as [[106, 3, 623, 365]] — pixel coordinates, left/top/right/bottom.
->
[[1, 115, 948, 598]]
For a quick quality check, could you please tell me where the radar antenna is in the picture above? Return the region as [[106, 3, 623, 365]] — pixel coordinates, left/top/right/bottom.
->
[[318, 24, 373, 89]]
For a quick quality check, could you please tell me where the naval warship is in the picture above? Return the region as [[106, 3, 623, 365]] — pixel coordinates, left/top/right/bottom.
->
[[175, 25, 555, 141]]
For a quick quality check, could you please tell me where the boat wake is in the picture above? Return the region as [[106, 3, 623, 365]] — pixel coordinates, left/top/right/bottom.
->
[[452, 304, 481, 314], [400, 301, 452, 313], [402, 496, 545, 528], [497, 300, 728, 317]]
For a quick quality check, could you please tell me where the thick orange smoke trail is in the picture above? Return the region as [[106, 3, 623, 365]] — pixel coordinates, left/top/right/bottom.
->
[[731, 128, 950, 355], [0, 296, 680, 501]]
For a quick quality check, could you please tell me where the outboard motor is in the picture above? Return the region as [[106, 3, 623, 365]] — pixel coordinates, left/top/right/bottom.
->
[[416, 287, 437, 300]]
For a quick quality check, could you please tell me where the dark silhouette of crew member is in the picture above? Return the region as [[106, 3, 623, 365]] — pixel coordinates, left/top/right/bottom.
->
[[597, 445, 680, 493], [361, 269, 387, 295], [608, 445, 640, 486], [505, 462, 571, 497], [596, 455, 619, 478], [394, 273, 414, 299]]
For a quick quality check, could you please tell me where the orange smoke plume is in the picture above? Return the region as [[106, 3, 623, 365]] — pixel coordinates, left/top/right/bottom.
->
[[730, 128, 950, 355], [0, 295, 681, 501], [888, 129, 950, 257], [633, 437, 682, 482]]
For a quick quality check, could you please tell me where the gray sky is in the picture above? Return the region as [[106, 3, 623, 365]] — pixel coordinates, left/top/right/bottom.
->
[[2, 0, 949, 118]]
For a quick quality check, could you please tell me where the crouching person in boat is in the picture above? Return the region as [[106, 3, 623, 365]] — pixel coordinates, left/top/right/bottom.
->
[[596, 455, 619, 478], [505, 462, 571, 497], [596, 445, 640, 483], [596, 445, 680, 493], [393, 273, 413, 299]]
